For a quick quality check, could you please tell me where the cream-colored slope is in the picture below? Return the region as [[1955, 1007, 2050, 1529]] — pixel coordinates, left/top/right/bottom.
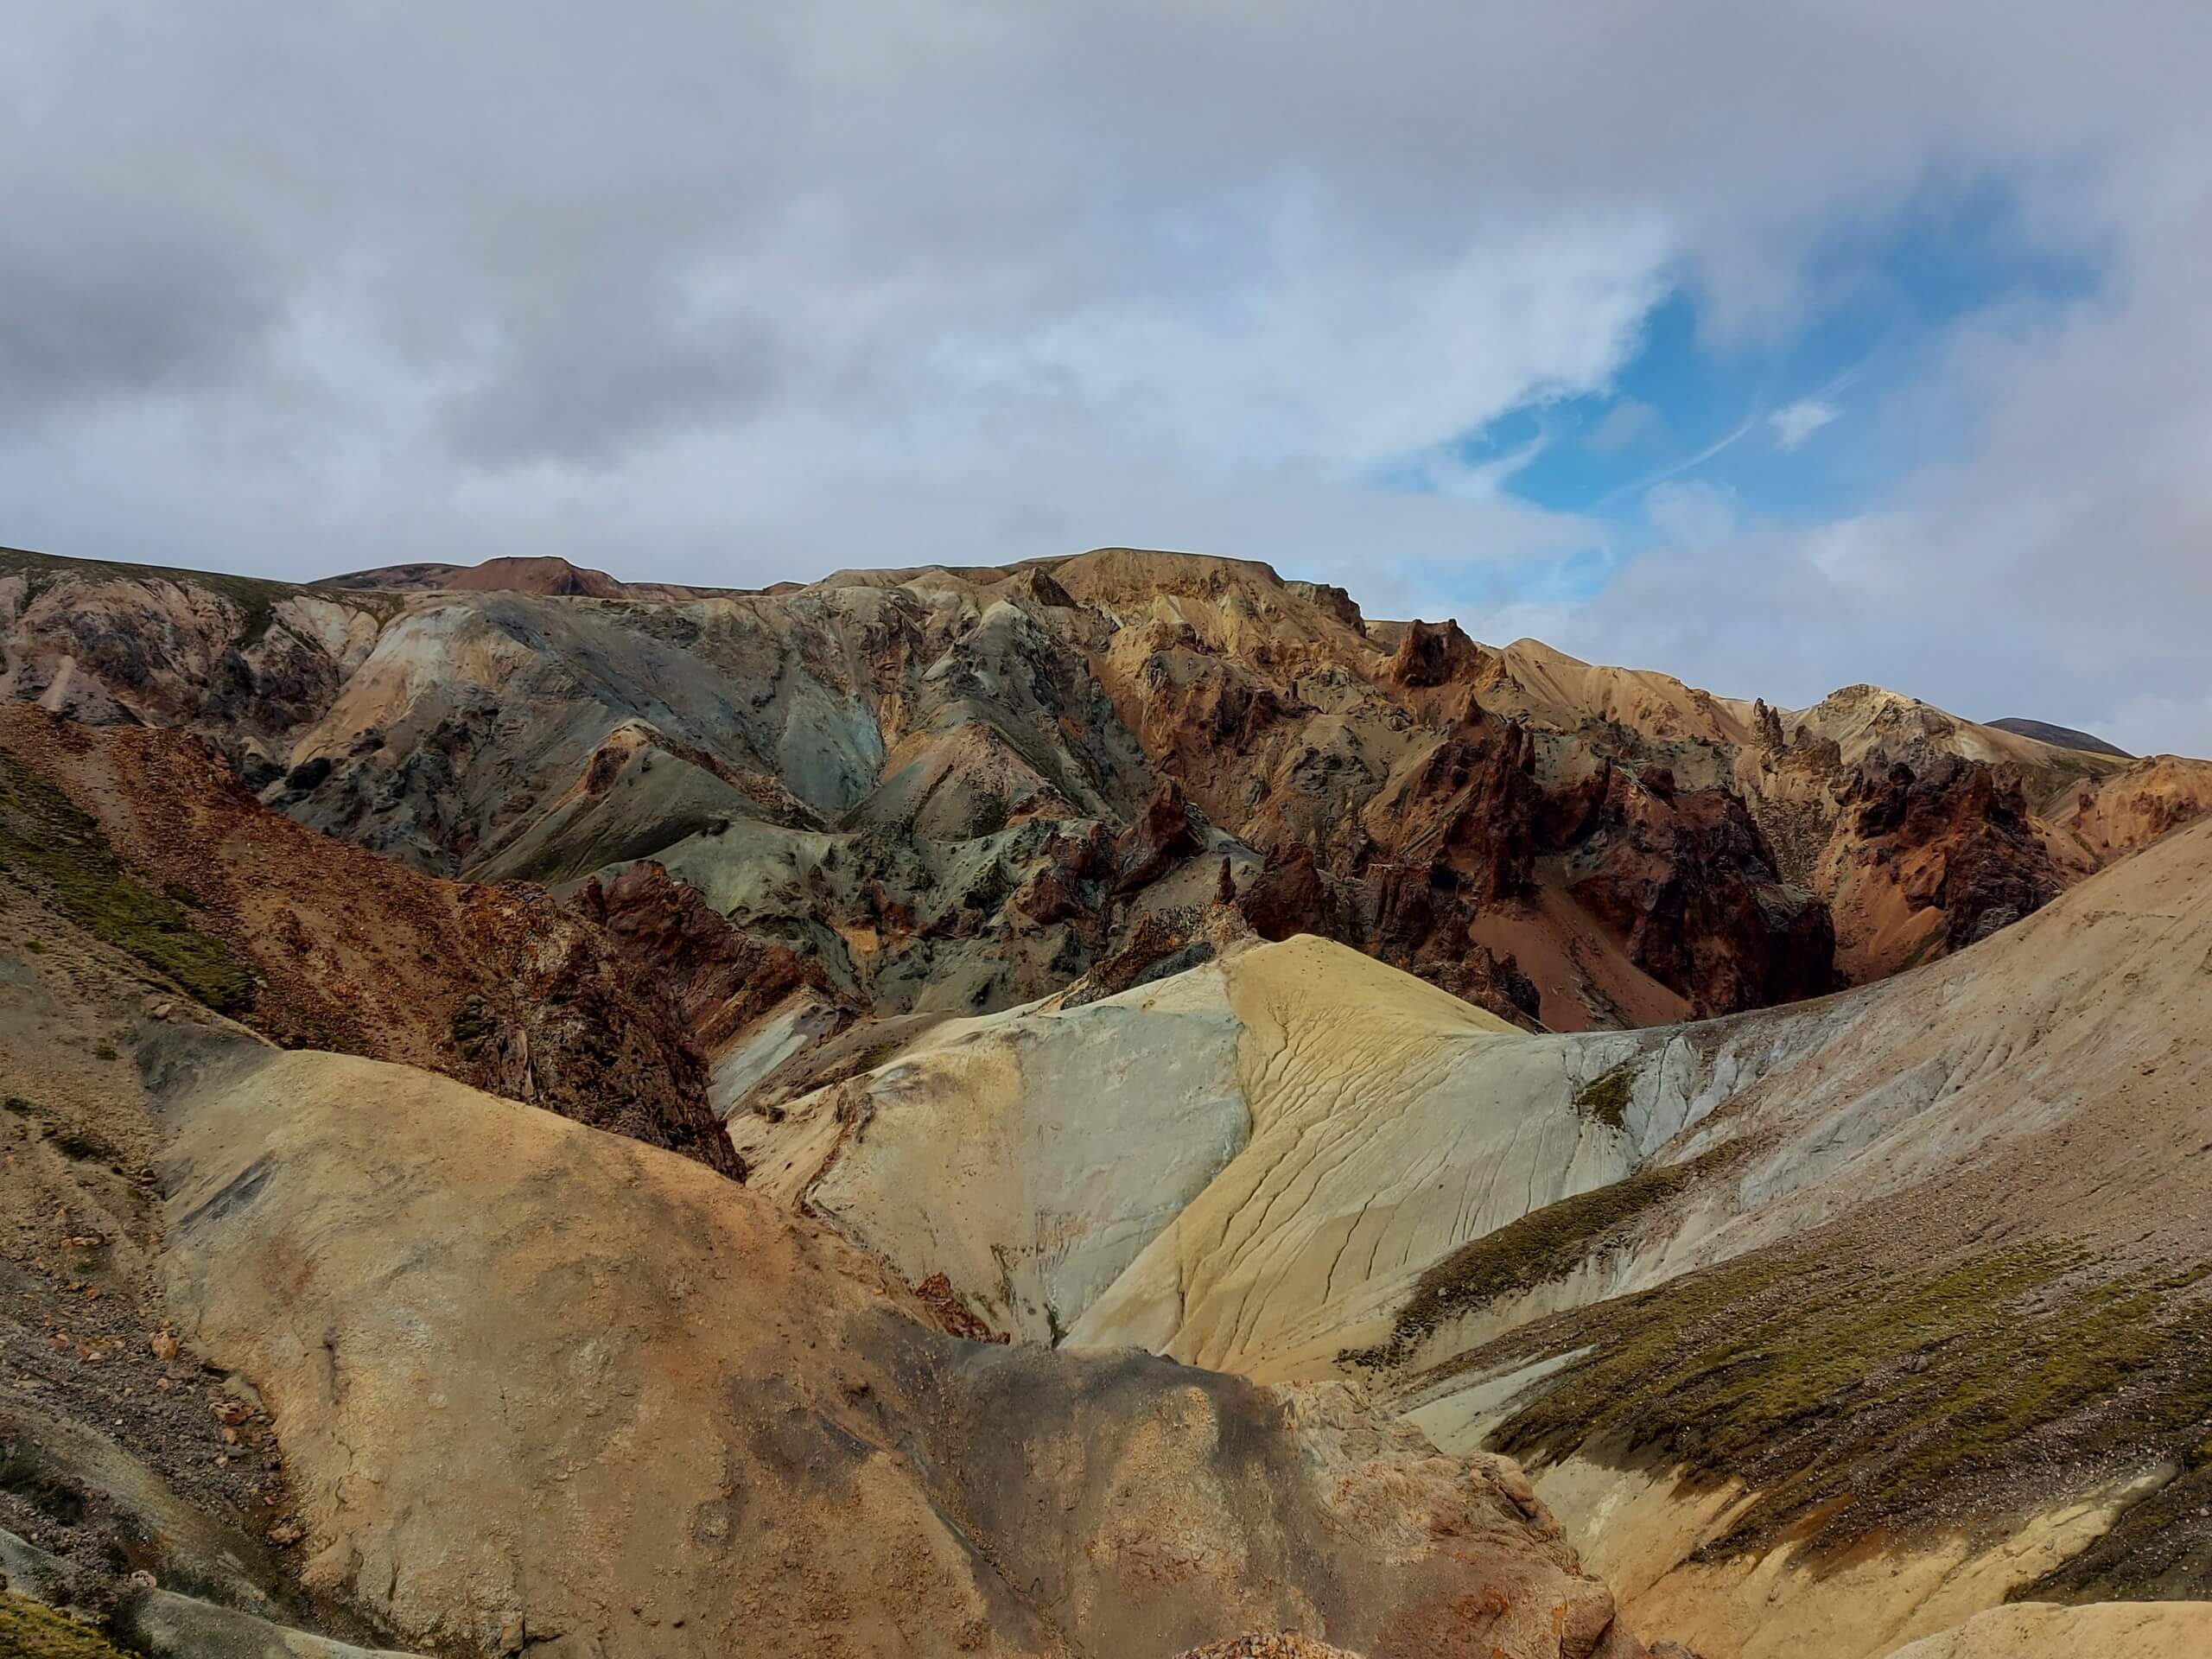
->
[[1071, 938, 1620, 1377], [742, 812, 2212, 1400], [727, 815, 2212, 1659], [153, 1035, 1648, 1659], [749, 929, 1654, 1376], [742, 960, 1254, 1343], [1880, 1600, 2212, 1659], [1365, 820, 2212, 1659], [1388, 814, 2212, 1390]]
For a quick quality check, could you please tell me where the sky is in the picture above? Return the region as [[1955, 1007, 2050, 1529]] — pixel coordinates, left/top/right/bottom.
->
[[3, 3, 2209, 754]]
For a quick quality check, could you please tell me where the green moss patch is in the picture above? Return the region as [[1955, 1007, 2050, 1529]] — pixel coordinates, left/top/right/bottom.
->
[[1485, 1240, 2212, 1555], [0, 748, 256, 1014], [1342, 1145, 1738, 1371], [0, 1592, 132, 1659], [1573, 1063, 1635, 1130]]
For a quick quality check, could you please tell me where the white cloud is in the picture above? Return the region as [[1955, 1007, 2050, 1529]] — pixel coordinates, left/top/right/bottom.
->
[[3, 0, 2210, 758], [1642, 480, 1741, 547], [1769, 397, 1841, 449]]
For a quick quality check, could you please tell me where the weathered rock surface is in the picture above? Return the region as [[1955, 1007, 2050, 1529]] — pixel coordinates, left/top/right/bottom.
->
[[3, 1526, 429, 1659], [147, 1033, 1648, 1659], [1175, 1637, 1365, 1659], [760, 814, 2212, 1656], [738, 931, 1627, 1374]]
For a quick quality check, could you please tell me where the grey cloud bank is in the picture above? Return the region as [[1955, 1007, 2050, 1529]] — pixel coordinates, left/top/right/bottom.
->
[[3, 1, 2207, 752]]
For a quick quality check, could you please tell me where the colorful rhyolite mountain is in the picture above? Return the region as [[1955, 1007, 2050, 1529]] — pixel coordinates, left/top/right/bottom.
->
[[2, 541, 2209, 1658]]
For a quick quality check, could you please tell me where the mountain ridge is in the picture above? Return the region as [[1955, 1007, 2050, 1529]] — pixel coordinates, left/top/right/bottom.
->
[[6, 539, 2207, 1068]]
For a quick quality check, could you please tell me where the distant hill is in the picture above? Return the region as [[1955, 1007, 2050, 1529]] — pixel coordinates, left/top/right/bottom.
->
[[1987, 715, 2132, 757]]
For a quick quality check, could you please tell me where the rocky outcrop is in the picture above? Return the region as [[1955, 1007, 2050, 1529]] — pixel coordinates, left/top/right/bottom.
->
[[1061, 905, 1228, 1007], [1821, 753, 2067, 974], [0, 549, 355, 754], [1008, 821, 1114, 930], [1374, 697, 1541, 906], [1381, 617, 1483, 690], [1557, 768, 1836, 1016], [1237, 841, 1349, 943], [2051, 753, 2212, 862], [576, 860, 836, 1056], [437, 554, 627, 598], [1114, 778, 1205, 892]]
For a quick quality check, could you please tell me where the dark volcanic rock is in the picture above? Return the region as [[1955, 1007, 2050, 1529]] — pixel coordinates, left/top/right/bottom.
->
[[1986, 715, 2131, 758], [1560, 768, 1838, 1017], [1238, 842, 1348, 943], [1114, 779, 1205, 893], [578, 861, 839, 1058], [1844, 753, 2068, 949]]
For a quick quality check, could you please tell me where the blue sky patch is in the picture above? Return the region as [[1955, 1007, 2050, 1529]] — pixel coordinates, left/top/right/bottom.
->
[[1436, 178, 2100, 543]]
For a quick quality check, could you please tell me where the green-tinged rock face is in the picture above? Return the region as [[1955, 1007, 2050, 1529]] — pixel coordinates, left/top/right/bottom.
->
[[0, 749, 256, 1014], [1489, 1242, 2212, 1556]]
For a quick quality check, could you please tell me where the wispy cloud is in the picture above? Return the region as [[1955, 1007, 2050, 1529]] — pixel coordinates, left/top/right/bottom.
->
[[1585, 396, 1662, 453], [1591, 404, 1764, 510], [1770, 397, 1841, 449]]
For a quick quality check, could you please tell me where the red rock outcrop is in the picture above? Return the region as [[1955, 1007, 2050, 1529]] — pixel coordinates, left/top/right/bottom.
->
[[1239, 842, 1350, 943], [576, 860, 839, 1054], [1115, 779, 1205, 892], [28, 542, 2202, 1036], [1836, 754, 2067, 958], [1556, 766, 1837, 1017]]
